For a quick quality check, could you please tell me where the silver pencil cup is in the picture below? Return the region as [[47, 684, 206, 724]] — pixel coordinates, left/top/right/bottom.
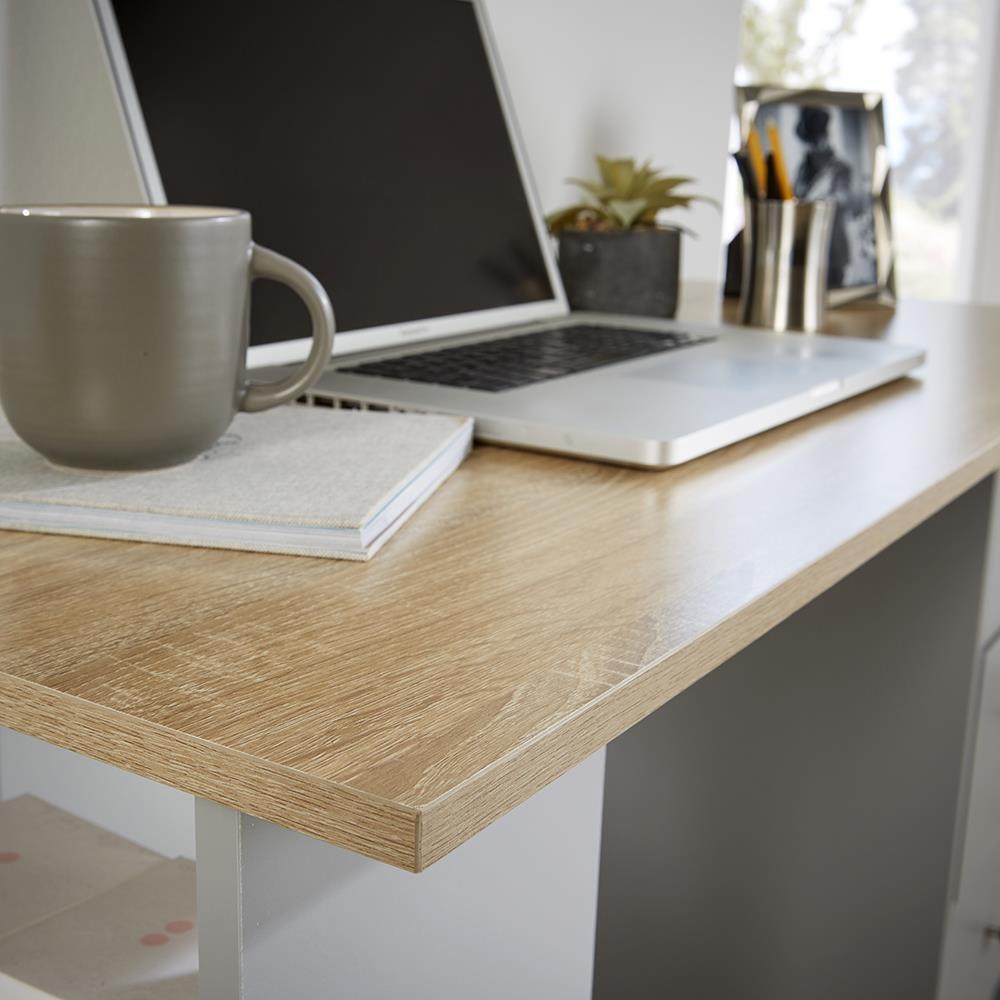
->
[[739, 199, 834, 333]]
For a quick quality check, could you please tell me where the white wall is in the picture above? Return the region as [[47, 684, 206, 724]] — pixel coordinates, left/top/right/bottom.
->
[[484, 0, 743, 285]]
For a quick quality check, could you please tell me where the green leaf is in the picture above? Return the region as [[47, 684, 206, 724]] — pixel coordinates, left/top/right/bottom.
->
[[628, 160, 657, 198], [607, 198, 648, 228], [646, 194, 695, 212], [645, 176, 695, 196], [594, 155, 617, 186], [566, 177, 614, 201], [557, 156, 714, 230], [596, 156, 635, 198]]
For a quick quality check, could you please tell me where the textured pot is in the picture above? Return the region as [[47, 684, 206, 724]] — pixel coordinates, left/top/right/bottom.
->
[[557, 227, 681, 318]]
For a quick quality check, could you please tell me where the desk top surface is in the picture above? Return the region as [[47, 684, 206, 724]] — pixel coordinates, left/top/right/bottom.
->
[[2, 298, 999, 871]]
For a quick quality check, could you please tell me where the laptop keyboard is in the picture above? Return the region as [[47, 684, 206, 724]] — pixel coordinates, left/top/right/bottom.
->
[[339, 324, 714, 393]]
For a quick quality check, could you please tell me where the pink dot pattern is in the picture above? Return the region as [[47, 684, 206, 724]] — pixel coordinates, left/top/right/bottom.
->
[[138, 919, 195, 947], [0, 851, 20, 863]]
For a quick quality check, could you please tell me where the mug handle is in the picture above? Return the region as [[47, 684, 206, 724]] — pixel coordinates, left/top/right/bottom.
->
[[240, 244, 335, 412]]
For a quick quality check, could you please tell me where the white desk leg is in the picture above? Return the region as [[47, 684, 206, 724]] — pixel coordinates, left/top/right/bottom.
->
[[195, 750, 605, 1000], [195, 799, 243, 1000]]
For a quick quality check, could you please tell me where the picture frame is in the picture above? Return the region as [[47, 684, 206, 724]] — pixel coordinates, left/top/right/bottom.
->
[[736, 86, 896, 307]]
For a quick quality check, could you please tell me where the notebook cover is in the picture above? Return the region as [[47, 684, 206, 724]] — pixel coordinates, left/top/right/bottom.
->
[[0, 406, 472, 559]]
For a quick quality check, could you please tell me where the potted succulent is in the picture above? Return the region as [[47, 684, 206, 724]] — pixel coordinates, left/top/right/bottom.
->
[[547, 156, 712, 319]]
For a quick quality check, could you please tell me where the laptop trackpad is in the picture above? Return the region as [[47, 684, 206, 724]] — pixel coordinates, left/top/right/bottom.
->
[[628, 338, 849, 391], [629, 354, 802, 390]]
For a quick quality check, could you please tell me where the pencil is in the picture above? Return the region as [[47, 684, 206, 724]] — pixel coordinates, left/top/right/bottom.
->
[[745, 126, 767, 201], [765, 121, 794, 200]]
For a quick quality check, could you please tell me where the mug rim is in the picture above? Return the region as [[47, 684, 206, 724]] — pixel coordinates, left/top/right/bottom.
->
[[0, 204, 247, 221]]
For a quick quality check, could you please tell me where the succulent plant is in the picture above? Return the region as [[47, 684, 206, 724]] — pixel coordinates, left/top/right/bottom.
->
[[546, 155, 713, 233]]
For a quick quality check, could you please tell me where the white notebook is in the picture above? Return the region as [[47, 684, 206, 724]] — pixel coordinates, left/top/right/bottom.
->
[[0, 406, 473, 560]]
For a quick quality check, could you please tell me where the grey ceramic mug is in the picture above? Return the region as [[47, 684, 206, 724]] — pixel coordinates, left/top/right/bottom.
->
[[0, 205, 334, 470]]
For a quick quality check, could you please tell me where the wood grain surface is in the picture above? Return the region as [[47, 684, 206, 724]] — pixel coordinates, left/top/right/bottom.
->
[[2, 299, 999, 871]]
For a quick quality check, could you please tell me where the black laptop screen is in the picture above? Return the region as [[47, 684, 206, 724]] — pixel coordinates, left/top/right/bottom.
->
[[111, 0, 556, 345]]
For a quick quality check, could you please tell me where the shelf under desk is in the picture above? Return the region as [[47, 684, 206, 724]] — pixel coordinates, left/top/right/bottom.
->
[[2, 299, 1000, 873]]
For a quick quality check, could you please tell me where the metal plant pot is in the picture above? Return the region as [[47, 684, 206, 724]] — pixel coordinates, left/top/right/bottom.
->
[[557, 227, 681, 319]]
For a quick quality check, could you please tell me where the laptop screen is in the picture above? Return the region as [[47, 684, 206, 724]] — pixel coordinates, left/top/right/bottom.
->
[[109, 0, 559, 355]]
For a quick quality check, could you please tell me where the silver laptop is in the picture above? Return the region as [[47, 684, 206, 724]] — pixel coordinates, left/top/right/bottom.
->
[[100, 0, 923, 468]]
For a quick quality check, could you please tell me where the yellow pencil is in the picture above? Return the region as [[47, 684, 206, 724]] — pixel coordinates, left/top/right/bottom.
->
[[745, 126, 767, 200], [766, 121, 794, 200]]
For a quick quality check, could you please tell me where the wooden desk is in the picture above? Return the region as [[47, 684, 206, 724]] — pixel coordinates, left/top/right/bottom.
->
[[2, 298, 1000, 998], [2, 300, 1000, 873]]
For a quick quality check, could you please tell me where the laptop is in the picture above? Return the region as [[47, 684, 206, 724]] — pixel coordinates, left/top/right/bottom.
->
[[99, 0, 923, 468]]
